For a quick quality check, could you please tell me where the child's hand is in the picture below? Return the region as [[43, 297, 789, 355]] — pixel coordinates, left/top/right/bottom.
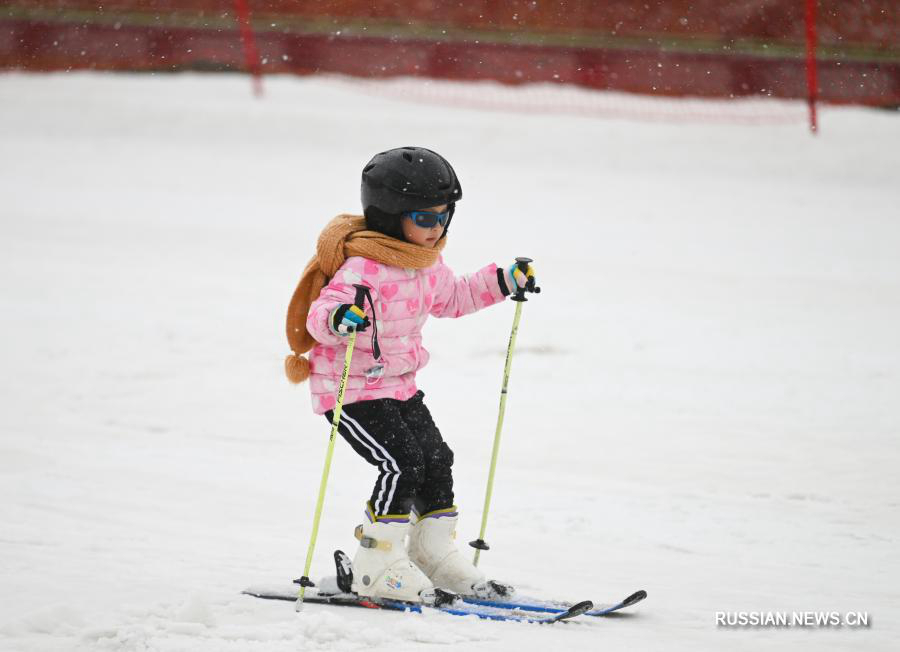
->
[[500, 261, 537, 296], [330, 304, 370, 336]]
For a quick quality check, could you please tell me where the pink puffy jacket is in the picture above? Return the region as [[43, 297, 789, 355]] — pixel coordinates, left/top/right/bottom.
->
[[306, 256, 505, 414]]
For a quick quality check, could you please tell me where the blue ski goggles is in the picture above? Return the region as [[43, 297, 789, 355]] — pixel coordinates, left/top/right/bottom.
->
[[403, 209, 450, 229]]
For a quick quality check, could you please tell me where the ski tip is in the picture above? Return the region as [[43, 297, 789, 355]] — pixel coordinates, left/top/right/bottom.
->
[[622, 590, 648, 607], [562, 600, 594, 619]]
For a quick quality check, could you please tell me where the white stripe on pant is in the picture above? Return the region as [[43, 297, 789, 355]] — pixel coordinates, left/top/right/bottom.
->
[[339, 411, 401, 516]]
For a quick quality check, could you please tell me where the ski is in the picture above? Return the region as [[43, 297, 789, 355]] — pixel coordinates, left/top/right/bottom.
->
[[243, 585, 593, 624], [245, 549, 638, 624], [461, 589, 648, 617]]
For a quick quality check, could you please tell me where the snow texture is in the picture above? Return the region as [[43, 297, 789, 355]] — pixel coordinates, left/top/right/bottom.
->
[[1, 72, 898, 651]]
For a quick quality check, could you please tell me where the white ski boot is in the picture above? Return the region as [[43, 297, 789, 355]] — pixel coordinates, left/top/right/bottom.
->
[[351, 516, 433, 603], [407, 508, 487, 596]]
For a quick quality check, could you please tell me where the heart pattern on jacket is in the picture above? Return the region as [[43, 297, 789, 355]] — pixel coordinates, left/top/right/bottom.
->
[[305, 256, 506, 415]]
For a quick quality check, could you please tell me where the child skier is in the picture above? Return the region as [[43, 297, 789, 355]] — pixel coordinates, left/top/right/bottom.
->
[[284, 146, 536, 604]]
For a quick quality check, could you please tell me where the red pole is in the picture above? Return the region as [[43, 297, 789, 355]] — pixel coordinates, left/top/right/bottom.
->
[[805, 0, 818, 133], [235, 0, 263, 97]]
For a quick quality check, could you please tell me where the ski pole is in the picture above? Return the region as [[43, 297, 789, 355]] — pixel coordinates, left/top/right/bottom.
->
[[295, 285, 368, 611], [470, 258, 540, 566]]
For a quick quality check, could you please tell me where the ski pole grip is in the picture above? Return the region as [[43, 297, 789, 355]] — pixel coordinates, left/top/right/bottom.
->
[[512, 257, 540, 302]]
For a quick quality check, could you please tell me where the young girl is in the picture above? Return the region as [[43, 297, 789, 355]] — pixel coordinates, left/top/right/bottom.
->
[[284, 146, 536, 603]]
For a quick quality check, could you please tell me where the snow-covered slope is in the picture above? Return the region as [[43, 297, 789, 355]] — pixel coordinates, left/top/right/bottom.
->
[[1, 72, 898, 651]]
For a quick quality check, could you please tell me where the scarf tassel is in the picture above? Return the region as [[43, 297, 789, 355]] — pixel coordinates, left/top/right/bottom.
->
[[285, 353, 311, 384]]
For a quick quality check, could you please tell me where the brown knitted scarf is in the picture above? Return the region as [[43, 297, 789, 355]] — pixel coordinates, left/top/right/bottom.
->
[[284, 214, 447, 383]]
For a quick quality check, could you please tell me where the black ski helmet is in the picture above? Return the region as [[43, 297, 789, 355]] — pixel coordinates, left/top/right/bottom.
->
[[361, 147, 462, 240]]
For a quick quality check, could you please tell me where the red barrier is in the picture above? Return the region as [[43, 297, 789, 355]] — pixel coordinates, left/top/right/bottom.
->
[[7, 1, 899, 49], [2, 1, 898, 113]]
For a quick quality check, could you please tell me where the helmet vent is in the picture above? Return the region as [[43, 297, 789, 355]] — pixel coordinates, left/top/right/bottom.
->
[[402, 152, 413, 162], [363, 164, 375, 173]]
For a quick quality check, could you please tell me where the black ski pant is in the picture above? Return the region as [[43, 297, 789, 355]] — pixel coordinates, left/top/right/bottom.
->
[[324, 390, 454, 518]]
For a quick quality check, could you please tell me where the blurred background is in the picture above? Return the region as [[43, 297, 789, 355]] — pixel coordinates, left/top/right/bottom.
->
[[2, 1, 899, 125]]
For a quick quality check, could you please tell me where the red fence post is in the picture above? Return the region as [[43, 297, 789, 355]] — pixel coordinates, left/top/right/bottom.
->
[[805, 0, 818, 133], [235, 0, 263, 97]]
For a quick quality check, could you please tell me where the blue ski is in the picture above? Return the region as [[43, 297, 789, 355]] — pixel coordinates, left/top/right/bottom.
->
[[242, 586, 593, 624], [461, 589, 647, 617]]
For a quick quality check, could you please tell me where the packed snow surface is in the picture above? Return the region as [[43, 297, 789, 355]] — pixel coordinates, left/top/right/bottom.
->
[[1, 72, 898, 651]]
